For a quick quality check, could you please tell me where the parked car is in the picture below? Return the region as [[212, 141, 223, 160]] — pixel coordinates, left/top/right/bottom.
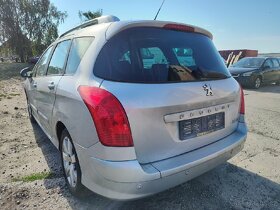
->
[[229, 57, 280, 89], [28, 56, 40, 64], [20, 15, 247, 200]]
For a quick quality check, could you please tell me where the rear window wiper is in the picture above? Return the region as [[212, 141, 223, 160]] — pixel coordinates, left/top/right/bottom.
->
[[203, 71, 229, 79], [195, 68, 229, 79]]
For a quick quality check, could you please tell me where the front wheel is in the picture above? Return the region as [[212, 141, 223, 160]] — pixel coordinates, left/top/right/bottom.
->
[[60, 129, 88, 197], [252, 77, 261, 89]]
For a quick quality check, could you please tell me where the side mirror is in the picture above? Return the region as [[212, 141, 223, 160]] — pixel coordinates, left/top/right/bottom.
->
[[20, 67, 32, 78]]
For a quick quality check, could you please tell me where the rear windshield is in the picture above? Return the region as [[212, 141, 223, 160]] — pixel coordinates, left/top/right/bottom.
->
[[93, 27, 230, 83]]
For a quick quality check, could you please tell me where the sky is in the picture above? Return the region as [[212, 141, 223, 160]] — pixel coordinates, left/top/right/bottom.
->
[[51, 0, 280, 53]]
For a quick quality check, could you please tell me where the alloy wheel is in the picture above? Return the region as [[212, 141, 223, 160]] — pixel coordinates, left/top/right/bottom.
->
[[62, 136, 77, 188], [255, 77, 261, 89]]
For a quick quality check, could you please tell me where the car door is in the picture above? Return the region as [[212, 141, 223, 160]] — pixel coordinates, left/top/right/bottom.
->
[[272, 58, 280, 82], [29, 46, 54, 122], [262, 59, 274, 83], [35, 40, 71, 137]]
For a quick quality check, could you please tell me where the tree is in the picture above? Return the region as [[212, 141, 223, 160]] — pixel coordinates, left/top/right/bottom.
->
[[78, 9, 102, 21], [0, 0, 67, 62]]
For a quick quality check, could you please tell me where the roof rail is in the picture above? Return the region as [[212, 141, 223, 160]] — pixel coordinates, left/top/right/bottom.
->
[[59, 15, 120, 38]]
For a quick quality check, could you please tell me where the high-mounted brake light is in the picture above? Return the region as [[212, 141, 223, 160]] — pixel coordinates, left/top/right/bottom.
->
[[78, 86, 133, 147], [239, 86, 245, 114], [163, 24, 195, 32]]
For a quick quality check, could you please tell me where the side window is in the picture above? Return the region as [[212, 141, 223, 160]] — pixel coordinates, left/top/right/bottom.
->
[[140, 47, 167, 69], [264, 59, 273, 69], [173, 48, 196, 67], [47, 40, 71, 75], [65, 37, 94, 75], [272, 59, 280, 68], [35, 47, 53, 77]]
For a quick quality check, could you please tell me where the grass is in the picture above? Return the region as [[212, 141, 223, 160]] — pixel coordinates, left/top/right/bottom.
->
[[12, 172, 55, 182], [0, 63, 34, 80], [0, 93, 20, 99]]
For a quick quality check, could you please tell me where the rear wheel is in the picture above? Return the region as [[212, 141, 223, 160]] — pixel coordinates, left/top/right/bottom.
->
[[252, 77, 261, 89], [60, 129, 88, 197]]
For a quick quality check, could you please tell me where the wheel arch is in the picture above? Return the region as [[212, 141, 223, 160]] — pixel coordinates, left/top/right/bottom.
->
[[56, 121, 66, 150]]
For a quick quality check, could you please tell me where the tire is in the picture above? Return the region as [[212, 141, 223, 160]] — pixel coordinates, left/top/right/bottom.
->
[[27, 98, 36, 124], [252, 77, 261, 89], [60, 129, 88, 197]]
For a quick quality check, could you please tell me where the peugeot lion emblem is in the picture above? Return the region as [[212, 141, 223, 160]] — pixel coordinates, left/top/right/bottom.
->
[[203, 84, 213, 96]]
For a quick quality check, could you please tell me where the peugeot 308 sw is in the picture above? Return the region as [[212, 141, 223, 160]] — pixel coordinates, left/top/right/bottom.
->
[[20, 15, 247, 200]]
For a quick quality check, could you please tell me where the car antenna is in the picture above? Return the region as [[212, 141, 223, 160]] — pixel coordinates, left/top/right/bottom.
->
[[154, 0, 166, 20]]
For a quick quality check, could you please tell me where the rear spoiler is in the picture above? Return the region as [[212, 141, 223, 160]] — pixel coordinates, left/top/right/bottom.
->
[[105, 20, 213, 40]]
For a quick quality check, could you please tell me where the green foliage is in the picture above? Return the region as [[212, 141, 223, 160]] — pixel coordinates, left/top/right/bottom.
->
[[0, 0, 67, 62], [78, 9, 102, 21], [12, 172, 55, 182]]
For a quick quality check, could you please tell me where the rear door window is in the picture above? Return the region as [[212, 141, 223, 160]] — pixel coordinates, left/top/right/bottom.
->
[[47, 40, 71, 76], [94, 27, 230, 83], [65, 37, 94, 75]]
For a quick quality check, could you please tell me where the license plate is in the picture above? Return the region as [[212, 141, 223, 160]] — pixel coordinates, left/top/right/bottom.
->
[[179, 112, 225, 140]]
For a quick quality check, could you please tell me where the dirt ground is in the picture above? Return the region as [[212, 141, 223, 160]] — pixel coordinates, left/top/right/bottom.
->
[[0, 63, 279, 209]]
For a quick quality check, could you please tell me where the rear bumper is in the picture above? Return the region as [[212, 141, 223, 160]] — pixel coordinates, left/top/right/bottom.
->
[[78, 122, 247, 200]]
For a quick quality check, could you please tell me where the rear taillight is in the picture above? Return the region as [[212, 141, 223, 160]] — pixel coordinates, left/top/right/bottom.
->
[[240, 86, 245, 114], [163, 24, 195, 32], [78, 86, 133, 147]]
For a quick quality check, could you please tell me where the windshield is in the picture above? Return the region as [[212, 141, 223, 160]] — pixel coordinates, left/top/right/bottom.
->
[[232, 57, 265, 68], [93, 27, 230, 83]]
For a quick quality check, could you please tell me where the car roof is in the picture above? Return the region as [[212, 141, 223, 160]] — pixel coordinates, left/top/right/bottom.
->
[[55, 15, 213, 44]]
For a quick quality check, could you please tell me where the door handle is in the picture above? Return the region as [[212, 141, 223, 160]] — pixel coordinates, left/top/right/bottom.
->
[[48, 81, 55, 90], [33, 82, 37, 88]]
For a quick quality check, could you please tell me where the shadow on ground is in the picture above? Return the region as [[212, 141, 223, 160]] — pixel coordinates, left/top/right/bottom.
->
[[30, 123, 280, 210], [243, 83, 280, 94]]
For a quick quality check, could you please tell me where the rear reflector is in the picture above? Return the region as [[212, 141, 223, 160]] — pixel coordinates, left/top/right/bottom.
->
[[163, 24, 195, 32], [78, 86, 133, 147], [239, 86, 245, 114]]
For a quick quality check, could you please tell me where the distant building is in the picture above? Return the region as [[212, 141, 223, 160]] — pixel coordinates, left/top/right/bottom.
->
[[219, 49, 258, 67]]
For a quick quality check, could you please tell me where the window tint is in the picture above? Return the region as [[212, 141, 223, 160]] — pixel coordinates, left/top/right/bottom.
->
[[35, 47, 53, 77], [140, 47, 167, 69], [272, 59, 280, 68], [119, 51, 131, 63], [94, 27, 230, 83], [264, 59, 273, 69], [173, 48, 196, 67], [65, 37, 94, 75], [47, 40, 71, 75]]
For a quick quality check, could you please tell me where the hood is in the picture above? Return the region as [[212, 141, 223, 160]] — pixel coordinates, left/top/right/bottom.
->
[[228, 67, 259, 74]]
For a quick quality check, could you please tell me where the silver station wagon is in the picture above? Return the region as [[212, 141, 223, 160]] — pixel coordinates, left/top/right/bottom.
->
[[20, 15, 247, 200]]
